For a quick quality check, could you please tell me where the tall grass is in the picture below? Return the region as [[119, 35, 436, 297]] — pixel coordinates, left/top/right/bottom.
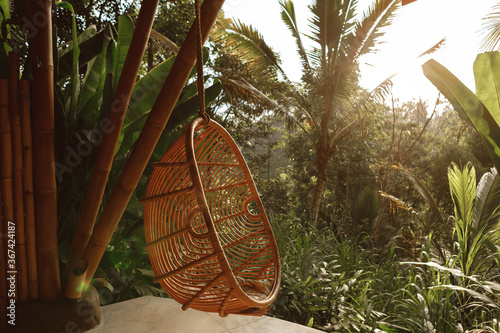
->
[[269, 214, 500, 332]]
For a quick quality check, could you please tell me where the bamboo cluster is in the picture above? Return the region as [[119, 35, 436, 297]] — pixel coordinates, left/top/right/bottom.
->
[[0, 56, 38, 329], [1, 0, 227, 319]]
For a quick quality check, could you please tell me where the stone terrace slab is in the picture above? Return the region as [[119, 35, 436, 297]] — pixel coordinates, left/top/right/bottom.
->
[[89, 296, 323, 333]]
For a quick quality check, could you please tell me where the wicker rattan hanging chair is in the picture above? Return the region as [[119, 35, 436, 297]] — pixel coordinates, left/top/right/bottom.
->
[[142, 117, 281, 317]]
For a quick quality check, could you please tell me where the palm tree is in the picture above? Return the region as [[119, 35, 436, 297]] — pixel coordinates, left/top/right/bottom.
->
[[215, 0, 401, 226]]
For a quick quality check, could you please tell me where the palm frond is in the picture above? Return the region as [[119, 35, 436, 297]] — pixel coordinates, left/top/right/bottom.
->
[[345, 0, 399, 63], [307, 0, 358, 67], [212, 17, 285, 77], [274, 90, 319, 131], [217, 76, 275, 106], [479, 3, 500, 52], [369, 73, 396, 102], [369, 38, 445, 102], [475, 168, 500, 238], [418, 38, 446, 58], [448, 162, 476, 226], [393, 165, 445, 225], [329, 118, 358, 146], [149, 29, 179, 54], [279, 0, 311, 71]]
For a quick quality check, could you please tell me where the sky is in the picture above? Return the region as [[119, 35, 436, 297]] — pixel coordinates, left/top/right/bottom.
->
[[222, 0, 498, 104]]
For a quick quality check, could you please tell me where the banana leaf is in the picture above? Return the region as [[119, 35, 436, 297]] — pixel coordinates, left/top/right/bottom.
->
[[124, 47, 209, 127], [58, 23, 116, 80], [422, 58, 500, 171], [77, 34, 114, 129], [117, 80, 222, 157], [113, 15, 134, 91], [474, 52, 500, 125], [56, 2, 80, 128]]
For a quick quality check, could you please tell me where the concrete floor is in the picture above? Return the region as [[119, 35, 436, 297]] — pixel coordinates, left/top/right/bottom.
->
[[88, 296, 323, 333]]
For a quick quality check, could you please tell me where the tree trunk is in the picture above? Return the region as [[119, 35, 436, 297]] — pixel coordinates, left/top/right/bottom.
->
[[310, 144, 334, 227]]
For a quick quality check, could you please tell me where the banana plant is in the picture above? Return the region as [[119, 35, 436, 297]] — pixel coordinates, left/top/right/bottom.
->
[[421, 52, 500, 266], [422, 52, 500, 172]]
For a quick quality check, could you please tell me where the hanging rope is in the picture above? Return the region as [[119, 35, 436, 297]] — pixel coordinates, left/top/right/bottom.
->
[[195, 0, 209, 123]]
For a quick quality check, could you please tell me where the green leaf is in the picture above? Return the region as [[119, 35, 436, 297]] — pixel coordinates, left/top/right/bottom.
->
[[56, 2, 80, 128], [78, 28, 113, 107], [116, 48, 213, 157], [474, 52, 500, 123], [113, 15, 135, 91], [58, 23, 116, 80], [123, 47, 209, 127], [279, 0, 309, 69], [0, 0, 11, 79], [448, 162, 476, 226], [124, 55, 177, 126], [422, 59, 500, 171], [117, 79, 222, 157], [347, 0, 400, 61], [475, 168, 500, 232], [214, 17, 284, 77], [429, 285, 498, 308], [77, 43, 115, 131]]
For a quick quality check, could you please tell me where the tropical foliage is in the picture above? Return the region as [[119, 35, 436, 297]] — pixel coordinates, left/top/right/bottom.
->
[[4, 1, 500, 332], [213, 0, 403, 226]]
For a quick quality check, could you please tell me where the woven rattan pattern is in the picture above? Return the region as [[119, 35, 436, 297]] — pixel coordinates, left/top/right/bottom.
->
[[143, 118, 281, 316]]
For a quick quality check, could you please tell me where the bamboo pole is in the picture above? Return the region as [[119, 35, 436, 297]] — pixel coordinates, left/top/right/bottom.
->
[[65, 258, 88, 299], [19, 80, 38, 300], [28, 0, 60, 300], [82, 0, 226, 284], [0, 79, 9, 331], [65, 0, 159, 293], [1, 78, 15, 285], [9, 52, 29, 301]]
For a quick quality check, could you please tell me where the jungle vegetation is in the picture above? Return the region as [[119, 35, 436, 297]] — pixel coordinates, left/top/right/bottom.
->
[[2, 0, 500, 332]]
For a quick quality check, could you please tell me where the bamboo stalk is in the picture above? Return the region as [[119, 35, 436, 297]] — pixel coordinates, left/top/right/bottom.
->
[[65, 0, 160, 292], [9, 52, 29, 301], [28, 0, 60, 300], [1, 79, 15, 289], [0, 80, 9, 331], [65, 258, 88, 299], [19, 80, 38, 300], [82, 0, 226, 284]]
